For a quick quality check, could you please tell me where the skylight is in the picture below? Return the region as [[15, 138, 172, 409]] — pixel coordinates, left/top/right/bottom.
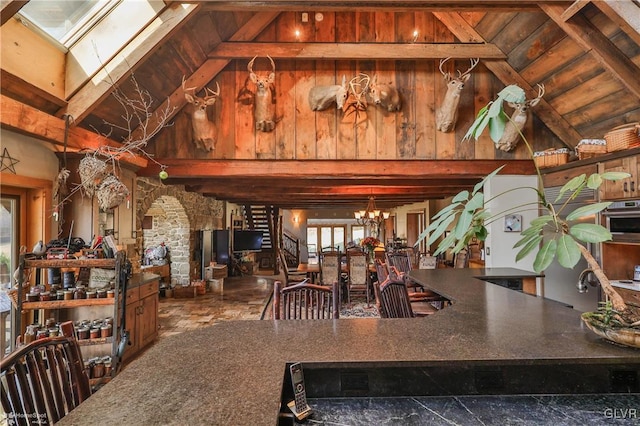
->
[[17, 0, 120, 49]]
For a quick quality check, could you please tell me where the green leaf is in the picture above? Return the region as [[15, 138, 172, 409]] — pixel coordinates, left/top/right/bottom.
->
[[433, 231, 457, 256], [533, 239, 557, 273], [497, 85, 526, 103], [454, 209, 473, 239], [530, 215, 553, 226], [431, 214, 457, 245], [514, 228, 542, 248], [488, 114, 506, 143], [521, 222, 545, 237], [432, 202, 461, 220], [569, 223, 612, 243], [465, 192, 484, 212], [557, 174, 586, 201], [556, 235, 581, 268], [452, 190, 470, 203], [566, 202, 611, 221], [601, 171, 631, 181], [515, 235, 542, 262], [587, 173, 602, 189], [474, 225, 488, 241], [473, 165, 506, 195], [487, 97, 504, 118]]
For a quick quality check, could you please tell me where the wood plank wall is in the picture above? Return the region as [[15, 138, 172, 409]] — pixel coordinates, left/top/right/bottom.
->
[[152, 11, 564, 161]]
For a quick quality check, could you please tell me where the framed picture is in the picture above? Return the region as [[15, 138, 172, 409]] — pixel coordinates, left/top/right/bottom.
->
[[504, 214, 522, 232]]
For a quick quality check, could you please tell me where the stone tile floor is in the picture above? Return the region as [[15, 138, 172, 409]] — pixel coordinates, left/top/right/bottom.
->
[[158, 274, 275, 339]]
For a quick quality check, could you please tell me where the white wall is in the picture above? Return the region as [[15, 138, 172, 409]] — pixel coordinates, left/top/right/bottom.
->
[[484, 174, 539, 272]]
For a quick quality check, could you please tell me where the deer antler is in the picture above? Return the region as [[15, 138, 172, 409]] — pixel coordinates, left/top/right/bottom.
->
[[247, 56, 257, 74], [267, 55, 275, 73], [533, 83, 545, 101], [458, 58, 480, 79], [439, 57, 452, 81], [181, 75, 196, 93], [205, 81, 221, 98]]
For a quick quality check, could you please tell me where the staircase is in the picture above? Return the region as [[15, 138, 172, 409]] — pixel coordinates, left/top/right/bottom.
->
[[243, 205, 273, 250]]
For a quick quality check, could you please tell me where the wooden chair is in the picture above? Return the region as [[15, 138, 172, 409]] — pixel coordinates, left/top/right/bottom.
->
[[278, 248, 307, 286], [373, 276, 438, 318], [1, 321, 91, 425], [346, 250, 370, 306], [273, 279, 340, 319], [319, 250, 341, 287]]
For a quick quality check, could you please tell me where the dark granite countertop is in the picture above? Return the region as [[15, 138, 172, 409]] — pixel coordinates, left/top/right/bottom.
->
[[59, 268, 639, 426]]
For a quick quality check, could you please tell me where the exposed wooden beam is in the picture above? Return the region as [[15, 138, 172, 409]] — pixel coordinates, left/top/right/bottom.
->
[[57, 2, 200, 124], [137, 159, 536, 178], [209, 42, 506, 60], [540, 3, 640, 101], [560, 0, 591, 22], [593, 0, 640, 47], [200, 1, 546, 12], [127, 11, 280, 145], [0, 0, 28, 26], [432, 11, 584, 149], [1, 95, 147, 168]]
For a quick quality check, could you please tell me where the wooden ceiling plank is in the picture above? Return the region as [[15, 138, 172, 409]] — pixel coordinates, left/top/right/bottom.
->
[[126, 11, 280, 145], [58, 2, 201, 124], [593, 0, 640, 47], [0, 0, 27, 26], [433, 11, 584, 149], [540, 3, 640, 101], [1, 95, 147, 168], [560, 0, 591, 22], [209, 42, 506, 59]]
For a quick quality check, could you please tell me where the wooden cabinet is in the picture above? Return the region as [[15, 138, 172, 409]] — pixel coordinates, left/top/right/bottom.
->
[[16, 251, 127, 387], [122, 276, 159, 363], [599, 154, 640, 200]]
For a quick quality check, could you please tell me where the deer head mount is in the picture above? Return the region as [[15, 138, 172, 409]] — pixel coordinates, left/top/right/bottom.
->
[[182, 76, 220, 151], [496, 84, 545, 152], [343, 73, 371, 124], [369, 75, 401, 112], [248, 55, 276, 132], [435, 57, 479, 133], [308, 75, 349, 111]]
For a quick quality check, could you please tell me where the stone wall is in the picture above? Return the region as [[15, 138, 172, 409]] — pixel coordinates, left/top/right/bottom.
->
[[135, 178, 225, 284]]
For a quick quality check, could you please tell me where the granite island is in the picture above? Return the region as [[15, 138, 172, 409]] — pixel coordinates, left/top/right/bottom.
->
[[59, 268, 640, 425]]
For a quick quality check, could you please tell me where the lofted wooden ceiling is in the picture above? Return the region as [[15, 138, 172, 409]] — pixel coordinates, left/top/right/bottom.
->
[[1, 0, 639, 210]]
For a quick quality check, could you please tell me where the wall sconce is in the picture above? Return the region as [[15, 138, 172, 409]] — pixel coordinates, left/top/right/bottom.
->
[[294, 29, 301, 40], [412, 29, 419, 43], [292, 215, 300, 224]]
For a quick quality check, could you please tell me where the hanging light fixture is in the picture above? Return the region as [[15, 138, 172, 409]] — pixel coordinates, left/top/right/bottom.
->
[[354, 196, 390, 228]]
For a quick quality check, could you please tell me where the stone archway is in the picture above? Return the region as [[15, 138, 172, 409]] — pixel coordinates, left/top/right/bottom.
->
[[142, 195, 190, 285]]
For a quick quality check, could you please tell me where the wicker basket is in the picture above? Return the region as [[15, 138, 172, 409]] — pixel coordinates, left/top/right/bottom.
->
[[575, 139, 607, 160], [604, 122, 640, 152], [533, 148, 569, 168], [7, 282, 30, 309]]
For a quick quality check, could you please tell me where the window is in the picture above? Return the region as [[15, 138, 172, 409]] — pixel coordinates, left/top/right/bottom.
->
[[17, 0, 120, 49], [1, 195, 19, 358], [351, 225, 365, 245], [307, 225, 346, 253]]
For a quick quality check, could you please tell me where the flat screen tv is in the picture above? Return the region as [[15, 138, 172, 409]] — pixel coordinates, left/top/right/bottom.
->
[[233, 230, 263, 252]]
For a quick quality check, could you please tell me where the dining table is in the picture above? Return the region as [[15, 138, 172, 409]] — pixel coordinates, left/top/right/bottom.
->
[[297, 262, 376, 284]]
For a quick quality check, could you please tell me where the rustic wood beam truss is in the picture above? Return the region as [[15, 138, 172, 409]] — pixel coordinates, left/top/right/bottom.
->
[[209, 42, 506, 60]]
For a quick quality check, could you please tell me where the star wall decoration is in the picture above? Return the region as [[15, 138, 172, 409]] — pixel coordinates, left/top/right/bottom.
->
[[1, 147, 19, 174]]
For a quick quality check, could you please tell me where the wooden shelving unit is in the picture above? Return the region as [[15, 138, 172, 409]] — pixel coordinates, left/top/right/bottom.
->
[[16, 251, 127, 387]]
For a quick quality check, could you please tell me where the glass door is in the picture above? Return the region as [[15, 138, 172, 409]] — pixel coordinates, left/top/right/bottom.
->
[[1, 195, 18, 357]]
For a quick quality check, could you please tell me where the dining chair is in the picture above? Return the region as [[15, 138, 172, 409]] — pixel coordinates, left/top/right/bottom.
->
[[319, 250, 341, 287], [346, 250, 370, 306], [373, 276, 438, 318], [278, 248, 307, 286], [1, 321, 91, 425], [273, 279, 340, 319]]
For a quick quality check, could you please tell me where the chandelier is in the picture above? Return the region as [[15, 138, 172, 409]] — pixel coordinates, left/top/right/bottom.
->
[[354, 196, 390, 228]]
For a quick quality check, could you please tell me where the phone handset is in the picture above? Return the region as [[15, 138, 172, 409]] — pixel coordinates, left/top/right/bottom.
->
[[287, 362, 312, 421]]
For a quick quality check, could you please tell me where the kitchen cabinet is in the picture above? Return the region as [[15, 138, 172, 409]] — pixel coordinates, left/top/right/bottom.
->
[[122, 274, 159, 363], [599, 154, 640, 200], [15, 251, 127, 388]]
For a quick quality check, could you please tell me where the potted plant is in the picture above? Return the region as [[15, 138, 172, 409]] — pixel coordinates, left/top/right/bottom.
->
[[416, 84, 640, 347]]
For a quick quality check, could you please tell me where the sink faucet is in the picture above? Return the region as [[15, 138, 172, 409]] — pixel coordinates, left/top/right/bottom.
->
[[577, 268, 599, 293]]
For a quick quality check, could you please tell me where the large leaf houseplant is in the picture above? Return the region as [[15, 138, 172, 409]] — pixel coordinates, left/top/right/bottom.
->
[[416, 85, 640, 346]]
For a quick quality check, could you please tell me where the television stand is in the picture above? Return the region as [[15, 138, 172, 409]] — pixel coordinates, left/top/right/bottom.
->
[[231, 252, 258, 276]]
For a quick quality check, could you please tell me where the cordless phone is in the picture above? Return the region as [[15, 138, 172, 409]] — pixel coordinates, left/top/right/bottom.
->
[[287, 362, 312, 421]]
